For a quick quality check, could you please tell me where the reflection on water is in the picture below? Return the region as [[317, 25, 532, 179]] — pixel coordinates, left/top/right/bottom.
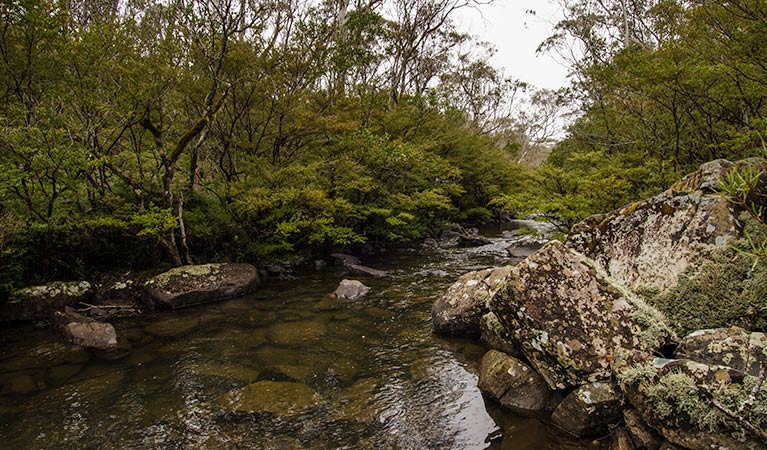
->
[[0, 224, 606, 449]]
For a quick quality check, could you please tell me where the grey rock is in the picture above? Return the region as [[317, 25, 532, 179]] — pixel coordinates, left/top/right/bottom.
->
[[332, 279, 370, 300], [550, 381, 623, 438], [330, 253, 361, 267], [348, 264, 388, 278], [62, 322, 117, 350]]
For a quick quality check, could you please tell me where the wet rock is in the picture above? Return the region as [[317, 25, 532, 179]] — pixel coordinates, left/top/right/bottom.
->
[[478, 350, 558, 413], [332, 378, 381, 423], [330, 253, 361, 267], [491, 241, 676, 390], [192, 364, 260, 383], [62, 322, 118, 350], [144, 316, 200, 337], [92, 335, 132, 361], [432, 266, 512, 336], [0, 372, 46, 394], [46, 364, 83, 384], [505, 234, 549, 259], [427, 269, 449, 278], [622, 358, 767, 450], [423, 238, 439, 248], [331, 280, 370, 300], [314, 260, 327, 270], [267, 320, 327, 347], [623, 408, 662, 450], [348, 264, 388, 278], [566, 159, 765, 294], [610, 428, 637, 450], [0, 342, 89, 372], [216, 381, 320, 417], [550, 381, 623, 438], [458, 230, 492, 246], [675, 327, 766, 377], [1, 281, 93, 321], [479, 312, 520, 356], [143, 263, 260, 309], [271, 364, 314, 383]]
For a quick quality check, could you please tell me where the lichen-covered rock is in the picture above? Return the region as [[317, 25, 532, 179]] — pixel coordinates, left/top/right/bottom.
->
[[623, 408, 662, 450], [477, 350, 558, 412], [620, 358, 767, 450], [566, 159, 766, 294], [550, 381, 623, 438], [1, 281, 93, 321], [331, 279, 370, 300], [676, 327, 766, 377], [216, 380, 320, 418], [479, 312, 520, 356], [431, 266, 512, 336], [142, 263, 260, 309], [491, 241, 676, 390]]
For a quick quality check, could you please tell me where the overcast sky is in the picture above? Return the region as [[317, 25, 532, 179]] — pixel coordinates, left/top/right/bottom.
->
[[455, 1, 570, 90]]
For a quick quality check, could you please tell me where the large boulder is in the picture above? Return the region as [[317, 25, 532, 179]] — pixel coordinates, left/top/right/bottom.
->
[[479, 312, 520, 356], [491, 241, 676, 390], [477, 350, 558, 413], [550, 381, 623, 437], [566, 159, 766, 295], [142, 263, 260, 309], [432, 266, 512, 336], [620, 358, 767, 450], [675, 327, 766, 377], [1, 281, 93, 321]]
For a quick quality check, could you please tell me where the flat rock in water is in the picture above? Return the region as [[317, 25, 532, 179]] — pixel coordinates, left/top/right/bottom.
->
[[1, 281, 93, 321], [491, 241, 676, 390], [675, 326, 766, 377], [142, 263, 260, 309], [332, 279, 370, 300], [144, 317, 200, 338], [348, 264, 388, 278], [267, 320, 327, 347], [550, 381, 623, 438], [477, 350, 558, 413], [216, 380, 320, 417], [330, 253, 361, 267], [432, 266, 511, 336]]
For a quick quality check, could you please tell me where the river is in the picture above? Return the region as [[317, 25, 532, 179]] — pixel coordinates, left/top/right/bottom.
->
[[0, 223, 607, 449]]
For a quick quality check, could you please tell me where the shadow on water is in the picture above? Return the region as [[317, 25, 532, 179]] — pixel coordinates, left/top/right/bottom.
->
[[0, 223, 607, 449]]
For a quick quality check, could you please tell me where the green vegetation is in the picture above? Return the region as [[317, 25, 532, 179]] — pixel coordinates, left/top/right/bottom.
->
[[0, 0, 532, 291]]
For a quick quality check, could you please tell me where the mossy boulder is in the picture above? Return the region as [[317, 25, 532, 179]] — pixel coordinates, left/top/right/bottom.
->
[[1, 281, 93, 321], [431, 266, 512, 336], [620, 358, 767, 450], [142, 263, 260, 309], [215, 380, 321, 418], [477, 349, 559, 413], [491, 241, 676, 390], [675, 327, 766, 377], [550, 381, 623, 438]]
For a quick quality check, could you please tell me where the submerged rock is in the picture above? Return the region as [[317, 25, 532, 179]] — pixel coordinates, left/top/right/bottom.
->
[[491, 241, 676, 390], [144, 316, 200, 338], [550, 381, 623, 438], [216, 380, 320, 417], [348, 264, 388, 278], [675, 327, 766, 377], [142, 263, 260, 309], [1, 281, 93, 321], [267, 320, 328, 347], [431, 266, 512, 336], [477, 350, 558, 413], [331, 280, 370, 300]]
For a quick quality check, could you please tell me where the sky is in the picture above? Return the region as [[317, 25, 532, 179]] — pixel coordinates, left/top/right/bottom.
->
[[455, 1, 570, 90]]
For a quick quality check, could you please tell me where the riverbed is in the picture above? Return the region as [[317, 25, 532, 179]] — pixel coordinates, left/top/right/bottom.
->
[[0, 224, 606, 449]]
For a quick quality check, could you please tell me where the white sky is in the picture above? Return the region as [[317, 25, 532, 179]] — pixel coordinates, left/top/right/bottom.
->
[[456, 1, 570, 90]]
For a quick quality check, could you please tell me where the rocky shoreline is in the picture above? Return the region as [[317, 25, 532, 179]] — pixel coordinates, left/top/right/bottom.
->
[[432, 158, 767, 450]]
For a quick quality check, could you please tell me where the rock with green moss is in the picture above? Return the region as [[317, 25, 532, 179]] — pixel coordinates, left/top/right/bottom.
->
[[566, 159, 765, 295], [142, 263, 260, 309], [431, 266, 512, 336], [479, 312, 520, 356], [550, 381, 623, 438], [477, 349, 559, 413], [676, 327, 766, 377], [620, 358, 767, 450], [491, 241, 676, 390], [1, 281, 93, 321]]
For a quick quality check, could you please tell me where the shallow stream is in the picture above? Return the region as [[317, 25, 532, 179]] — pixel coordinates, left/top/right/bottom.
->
[[0, 223, 607, 449]]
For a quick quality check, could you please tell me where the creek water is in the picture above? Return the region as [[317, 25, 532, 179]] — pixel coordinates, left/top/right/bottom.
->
[[0, 223, 607, 449]]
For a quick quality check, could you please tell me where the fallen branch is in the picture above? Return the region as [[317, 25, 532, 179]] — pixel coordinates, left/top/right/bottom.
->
[[711, 399, 767, 442]]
